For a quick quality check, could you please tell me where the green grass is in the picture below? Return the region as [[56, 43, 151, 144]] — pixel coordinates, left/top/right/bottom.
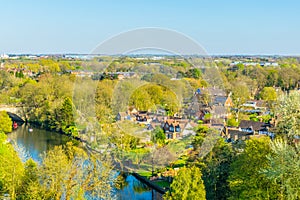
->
[[153, 180, 170, 188], [137, 170, 153, 178], [171, 159, 186, 168], [116, 121, 150, 139], [167, 135, 193, 155]]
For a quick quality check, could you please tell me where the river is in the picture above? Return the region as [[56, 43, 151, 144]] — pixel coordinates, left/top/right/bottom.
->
[[7, 125, 163, 200]]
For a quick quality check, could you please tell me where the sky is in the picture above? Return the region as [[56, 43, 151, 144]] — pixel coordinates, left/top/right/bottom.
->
[[0, 0, 300, 55]]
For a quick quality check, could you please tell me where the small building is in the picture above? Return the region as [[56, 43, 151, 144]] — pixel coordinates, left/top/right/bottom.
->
[[181, 122, 197, 137], [127, 107, 138, 115], [239, 120, 266, 134], [242, 100, 267, 110], [116, 112, 131, 121], [222, 126, 253, 142], [162, 119, 182, 139], [213, 95, 233, 107], [135, 111, 152, 123]]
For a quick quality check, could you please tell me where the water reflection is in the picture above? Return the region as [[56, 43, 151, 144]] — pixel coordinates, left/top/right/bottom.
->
[[7, 125, 69, 162], [7, 125, 163, 200]]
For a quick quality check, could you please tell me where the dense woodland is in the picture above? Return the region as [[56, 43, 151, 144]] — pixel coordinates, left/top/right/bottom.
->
[[0, 56, 300, 199]]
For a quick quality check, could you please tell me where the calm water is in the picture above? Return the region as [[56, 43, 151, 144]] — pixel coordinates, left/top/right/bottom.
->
[[7, 125, 162, 200]]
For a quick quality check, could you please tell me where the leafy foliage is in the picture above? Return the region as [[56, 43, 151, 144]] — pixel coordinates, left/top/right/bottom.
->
[[228, 137, 279, 199], [164, 166, 206, 200], [151, 126, 166, 145], [262, 139, 300, 200], [0, 111, 12, 133], [276, 91, 300, 138], [0, 133, 24, 199]]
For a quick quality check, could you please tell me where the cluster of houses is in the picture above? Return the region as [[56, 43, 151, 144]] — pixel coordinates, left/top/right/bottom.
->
[[0, 63, 36, 77], [116, 107, 197, 140], [188, 87, 233, 127], [222, 120, 275, 142], [68, 70, 137, 80], [116, 86, 276, 143], [230, 61, 279, 67]]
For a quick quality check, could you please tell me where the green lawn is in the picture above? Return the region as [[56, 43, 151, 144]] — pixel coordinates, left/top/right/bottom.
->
[[167, 135, 193, 155], [116, 121, 150, 140], [137, 171, 153, 178], [153, 180, 170, 188]]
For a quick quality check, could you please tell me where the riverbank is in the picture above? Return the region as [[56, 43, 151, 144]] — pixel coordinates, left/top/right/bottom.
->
[[132, 173, 167, 194], [85, 142, 168, 196], [18, 122, 170, 196], [8, 126, 162, 199]]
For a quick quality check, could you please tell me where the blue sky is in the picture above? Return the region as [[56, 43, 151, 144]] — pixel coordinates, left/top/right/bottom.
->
[[0, 0, 299, 55]]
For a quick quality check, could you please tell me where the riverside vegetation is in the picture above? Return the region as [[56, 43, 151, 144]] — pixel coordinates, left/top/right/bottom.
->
[[0, 56, 300, 199]]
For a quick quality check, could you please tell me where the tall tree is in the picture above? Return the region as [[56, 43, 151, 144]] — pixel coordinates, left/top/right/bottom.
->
[[151, 126, 166, 145], [0, 111, 12, 133], [275, 91, 300, 138], [262, 139, 300, 200], [260, 87, 277, 101], [18, 159, 41, 200], [201, 138, 234, 200], [228, 137, 279, 199], [39, 143, 113, 200], [0, 133, 24, 199], [164, 166, 206, 200]]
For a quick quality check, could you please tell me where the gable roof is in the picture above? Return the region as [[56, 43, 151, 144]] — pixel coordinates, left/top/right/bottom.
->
[[228, 129, 253, 140], [212, 105, 227, 116], [239, 120, 265, 131], [213, 96, 228, 105]]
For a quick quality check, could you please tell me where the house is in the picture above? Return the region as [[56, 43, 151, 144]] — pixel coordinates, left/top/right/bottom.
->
[[162, 119, 182, 139], [156, 108, 167, 116], [69, 70, 94, 77], [213, 95, 233, 107], [195, 87, 232, 121], [117, 74, 125, 80], [211, 105, 230, 119], [116, 112, 131, 121], [222, 120, 275, 142], [210, 118, 225, 131], [224, 129, 253, 142], [258, 127, 275, 139], [242, 100, 267, 110], [127, 107, 138, 115], [239, 120, 266, 134], [293, 135, 300, 144], [222, 125, 256, 142], [238, 120, 274, 138], [135, 111, 152, 123], [181, 122, 197, 137]]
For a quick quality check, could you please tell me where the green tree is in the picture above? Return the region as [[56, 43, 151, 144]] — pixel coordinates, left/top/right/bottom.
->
[[0, 133, 24, 199], [185, 68, 202, 79], [192, 125, 210, 150], [164, 166, 206, 200], [260, 87, 277, 101], [18, 159, 41, 200], [275, 91, 300, 139], [201, 139, 233, 200], [0, 111, 12, 133], [228, 137, 279, 199], [262, 139, 300, 200], [130, 89, 154, 111], [226, 118, 239, 127], [231, 84, 250, 106], [39, 142, 113, 200], [151, 127, 166, 145], [59, 97, 75, 134]]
